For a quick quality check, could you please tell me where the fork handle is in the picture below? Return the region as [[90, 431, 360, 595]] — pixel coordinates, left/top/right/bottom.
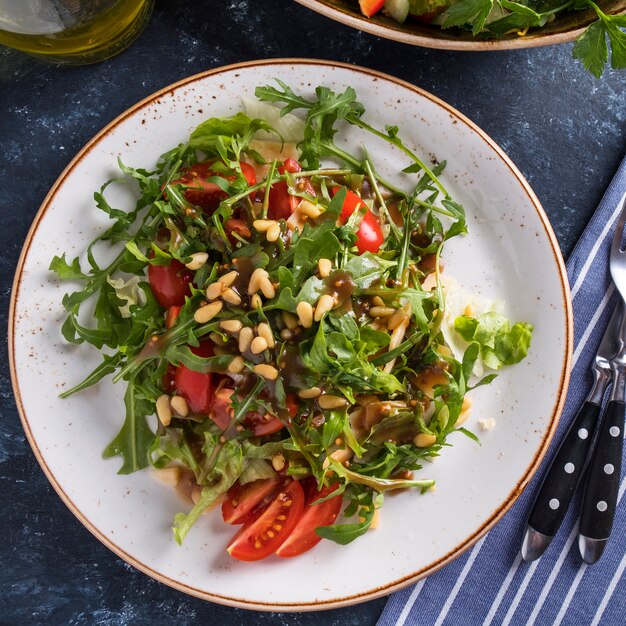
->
[[579, 399, 624, 562]]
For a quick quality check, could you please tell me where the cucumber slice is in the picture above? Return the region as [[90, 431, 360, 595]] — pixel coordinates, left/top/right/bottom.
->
[[384, 0, 410, 22]]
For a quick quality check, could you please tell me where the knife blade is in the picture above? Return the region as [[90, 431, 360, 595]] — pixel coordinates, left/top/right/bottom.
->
[[521, 301, 624, 561]]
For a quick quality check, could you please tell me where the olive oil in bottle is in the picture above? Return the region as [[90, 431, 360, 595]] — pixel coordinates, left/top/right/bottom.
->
[[0, 0, 154, 64]]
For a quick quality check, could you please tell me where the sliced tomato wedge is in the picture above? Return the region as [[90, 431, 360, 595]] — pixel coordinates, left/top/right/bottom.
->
[[211, 387, 284, 435], [226, 480, 305, 561], [268, 158, 315, 220], [359, 0, 385, 17], [276, 481, 343, 558], [147, 258, 192, 308], [332, 186, 384, 255], [171, 161, 256, 212], [222, 477, 283, 525], [174, 340, 215, 414]]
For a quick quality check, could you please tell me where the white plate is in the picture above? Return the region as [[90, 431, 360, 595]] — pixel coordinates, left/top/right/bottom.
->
[[9, 60, 572, 611]]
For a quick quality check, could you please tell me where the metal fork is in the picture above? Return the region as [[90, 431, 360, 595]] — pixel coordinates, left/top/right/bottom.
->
[[579, 192, 626, 563]]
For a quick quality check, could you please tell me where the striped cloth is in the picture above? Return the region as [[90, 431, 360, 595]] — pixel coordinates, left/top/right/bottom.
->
[[378, 157, 626, 626]]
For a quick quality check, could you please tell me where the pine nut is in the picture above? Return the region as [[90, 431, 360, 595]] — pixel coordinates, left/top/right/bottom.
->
[[194, 300, 222, 324], [218, 270, 238, 288], [370, 306, 396, 318], [298, 199, 321, 218], [388, 309, 408, 330], [318, 394, 348, 410], [372, 296, 385, 307], [413, 433, 437, 448], [272, 453, 286, 472], [280, 328, 293, 340], [220, 319, 243, 333], [259, 276, 276, 299], [156, 394, 172, 426], [228, 356, 245, 374], [154, 466, 181, 486], [318, 258, 332, 277], [238, 327, 254, 352], [298, 386, 322, 399], [456, 397, 473, 426], [254, 364, 279, 380], [170, 395, 189, 417], [266, 223, 281, 242], [250, 294, 262, 309], [253, 219, 276, 232], [247, 268, 269, 295], [314, 294, 335, 321], [296, 301, 313, 328], [250, 336, 268, 354], [257, 322, 275, 348], [206, 282, 224, 301], [281, 311, 299, 329], [185, 252, 208, 270], [221, 288, 242, 305]]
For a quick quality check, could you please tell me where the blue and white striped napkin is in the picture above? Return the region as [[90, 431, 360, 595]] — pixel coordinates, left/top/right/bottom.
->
[[378, 156, 626, 626]]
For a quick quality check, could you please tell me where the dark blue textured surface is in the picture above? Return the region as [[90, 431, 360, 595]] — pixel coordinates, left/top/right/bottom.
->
[[1, 1, 625, 624]]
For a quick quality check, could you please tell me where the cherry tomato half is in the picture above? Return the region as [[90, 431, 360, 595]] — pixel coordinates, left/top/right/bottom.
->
[[358, 0, 385, 17], [276, 480, 343, 558], [268, 158, 315, 221], [172, 161, 256, 212], [174, 341, 215, 414], [226, 480, 305, 561], [147, 258, 192, 308], [209, 388, 284, 435], [332, 186, 384, 255], [222, 477, 283, 525]]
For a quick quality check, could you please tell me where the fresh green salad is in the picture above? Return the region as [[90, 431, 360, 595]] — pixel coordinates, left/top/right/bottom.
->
[[358, 0, 626, 78], [51, 82, 533, 561]]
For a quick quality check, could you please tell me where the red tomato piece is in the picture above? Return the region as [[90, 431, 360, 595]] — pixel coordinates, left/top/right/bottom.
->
[[224, 218, 252, 243], [332, 186, 384, 255], [286, 393, 299, 419], [147, 258, 192, 308], [171, 161, 256, 212], [222, 478, 283, 525], [165, 305, 181, 329], [268, 158, 315, 221], [359, 0, 385, 17], [226, 480, 305, 561], [209, 388, 284, 435], [276, 481, 343, 558], [174, 341, 215, 414]]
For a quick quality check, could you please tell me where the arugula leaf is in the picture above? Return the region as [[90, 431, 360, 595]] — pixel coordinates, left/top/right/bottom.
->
[[442, 0, 495, 35]]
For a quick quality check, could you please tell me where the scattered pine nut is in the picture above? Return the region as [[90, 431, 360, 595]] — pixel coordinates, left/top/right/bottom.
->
[[281, 311, 299, 329], [258, 276, 276, 299], [296, 301, 313, 328], [205, 282, 224, 301], [370, 306, 396, 318], [298, 386, 322, 399], [250, 294, 262, 309], [228, 356, 245, 374], [220, 319, 243, 333], [314, 294, 335, 321], [194, 300, 223, 324], [221, 288, 242, 306], [250, 336, 269, 354], [247, 268, 269, 295], [266, 223, 281, 242], [318, 258, 332, 277], [253, 219, 276, 232], [185, 252, 208, 271], [156, 394, 173, 426], [298, 199, 321, 218], [254, 364, 279, 380], [318, 394, 348, 410], [218, 271, 238, 288], [372, 296, 385, 307], [257, 322, 275, 348], [154, 466, 181, 486], [272, 453, 286, 472], [413, 433, 437, 448], [387, 309, 408, 330], [170, 395, 189, 417], [464, 304, 474, 317], [238, 327, 254, 352]]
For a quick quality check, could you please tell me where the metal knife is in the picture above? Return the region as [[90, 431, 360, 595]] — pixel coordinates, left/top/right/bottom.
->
[[521, 301, 624, 561]]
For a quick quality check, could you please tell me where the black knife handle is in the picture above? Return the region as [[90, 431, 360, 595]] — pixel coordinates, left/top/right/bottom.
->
[[528, 401, 601, 537], [580, 400, 624, 540]]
